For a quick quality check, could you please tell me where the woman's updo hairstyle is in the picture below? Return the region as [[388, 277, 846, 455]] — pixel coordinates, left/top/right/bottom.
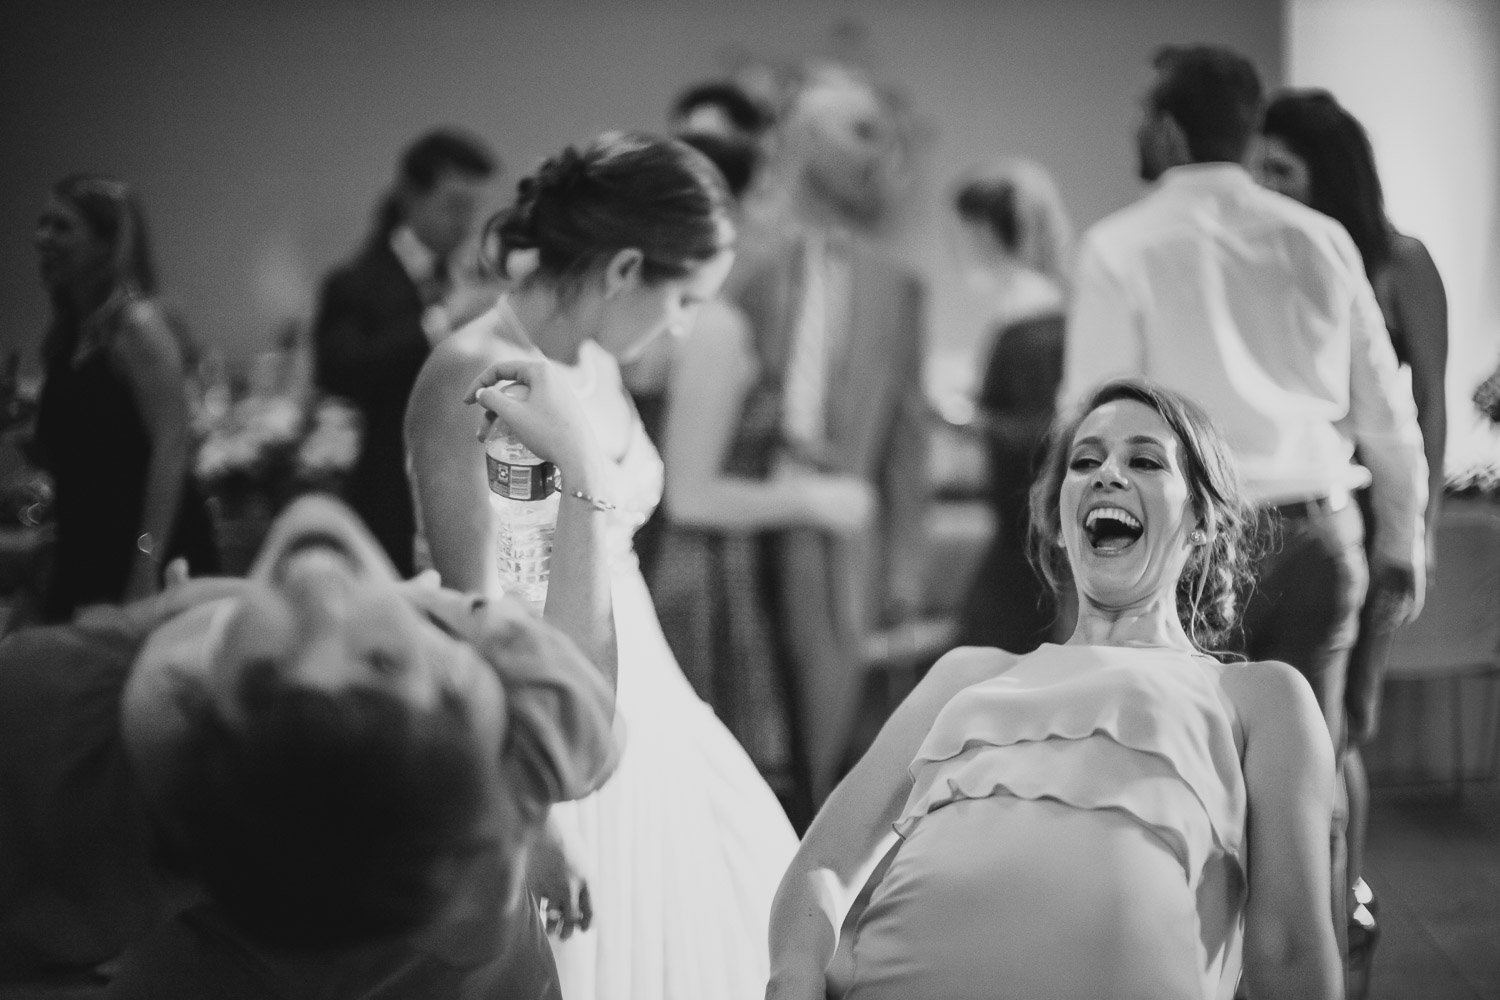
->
[[487, 131, 733, 291], [1028, 379, 1259, 653]]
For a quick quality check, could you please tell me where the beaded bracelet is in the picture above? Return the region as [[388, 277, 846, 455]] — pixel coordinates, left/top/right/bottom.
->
[[567, 488, 617, 513]]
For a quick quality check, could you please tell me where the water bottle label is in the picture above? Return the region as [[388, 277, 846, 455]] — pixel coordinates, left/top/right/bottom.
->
[[487, 455, 558, 501]]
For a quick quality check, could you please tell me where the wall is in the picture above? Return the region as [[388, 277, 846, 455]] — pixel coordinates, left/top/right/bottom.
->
[[1287, 0, 1500, 470], [0, 0, 1282, 384]]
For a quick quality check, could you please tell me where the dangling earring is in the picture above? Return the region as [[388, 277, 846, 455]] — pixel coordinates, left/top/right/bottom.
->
[[1055, 536, 1067, 548], [1188, 529, 1207, 546]]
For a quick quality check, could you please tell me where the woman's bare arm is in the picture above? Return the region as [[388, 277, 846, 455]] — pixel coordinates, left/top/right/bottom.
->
[[1227, 659, 1341, 1000], [767, 646, 1013, 999], [1389, 235, 1448, 557], [665, 300, 868, 533], [406, 339, 501, 595], [407, 337, 616, 684], [111, 302, 191, 597]]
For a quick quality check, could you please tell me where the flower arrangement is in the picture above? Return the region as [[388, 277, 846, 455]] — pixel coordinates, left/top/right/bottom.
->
[[1444, 367, 1500, 499], [194, 392, 361, 516]]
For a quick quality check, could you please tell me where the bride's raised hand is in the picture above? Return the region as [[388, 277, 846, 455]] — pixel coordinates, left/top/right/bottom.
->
[[464, 357, 605, 485]]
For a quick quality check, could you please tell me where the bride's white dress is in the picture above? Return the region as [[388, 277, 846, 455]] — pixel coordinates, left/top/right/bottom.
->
[[468, 312, 799, 1000]]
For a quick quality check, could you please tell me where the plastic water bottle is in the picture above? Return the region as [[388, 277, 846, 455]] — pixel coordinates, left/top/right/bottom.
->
[[484, 383, 559, 614]]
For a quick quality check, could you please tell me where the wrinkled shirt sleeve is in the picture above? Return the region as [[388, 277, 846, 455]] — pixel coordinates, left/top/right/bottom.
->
[[479, 607, 620, 814]]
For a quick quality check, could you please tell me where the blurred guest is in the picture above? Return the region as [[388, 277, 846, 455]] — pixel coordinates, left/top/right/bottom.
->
[[1257, 87, 1450, 988], [726, 69, 930, 803], [624, 81, 777, 576], [769, 381, 1340, 1000], [668, 79, 777, 147], [30, 175, 218, 624], [0, 489, 617, 998], [1063, 44, 1427, 970], [406, 132, 797, 1000], [950, 160, 1073, 654], [313, 128, 498, 577], [651, 129, 865, 827]]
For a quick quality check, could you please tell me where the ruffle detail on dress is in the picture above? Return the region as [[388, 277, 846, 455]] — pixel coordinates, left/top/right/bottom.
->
[[897, 644, 1246, 879], [896, 735, 1228, 887]]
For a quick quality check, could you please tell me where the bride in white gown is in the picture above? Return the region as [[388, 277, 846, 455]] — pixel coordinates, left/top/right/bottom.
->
[[405, 132, 798, 1000]]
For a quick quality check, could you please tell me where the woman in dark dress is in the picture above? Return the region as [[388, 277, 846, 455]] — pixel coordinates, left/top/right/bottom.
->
[[650, 131, 874, 829], [952, 161, 1074, 653], [31, 175, 216, 622], [1257, 90, 1450, 993]]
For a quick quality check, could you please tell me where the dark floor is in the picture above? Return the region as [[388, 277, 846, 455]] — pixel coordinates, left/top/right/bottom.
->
[[1365, 782, 1500, 999]]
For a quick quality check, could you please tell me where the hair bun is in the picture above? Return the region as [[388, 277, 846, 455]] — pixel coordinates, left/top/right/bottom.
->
[[535, 145, 590, 198]]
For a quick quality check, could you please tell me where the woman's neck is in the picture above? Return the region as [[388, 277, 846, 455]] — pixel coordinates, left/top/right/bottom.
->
[[1067, 593, 1197, 652], [505, 285, 588, 365]]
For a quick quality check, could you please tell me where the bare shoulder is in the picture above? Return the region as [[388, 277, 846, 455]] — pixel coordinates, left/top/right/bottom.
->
[[1216, 658, 1324, 743], [1390, 231, 1435, 268], [1387, 232, 1444, 290], [407, 328, 493, 449], [112, 298, 179, 363], [410, 311, 511, 411]]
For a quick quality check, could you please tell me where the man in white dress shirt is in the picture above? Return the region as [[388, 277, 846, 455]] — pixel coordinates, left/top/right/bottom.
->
[[1061, 43, 1427, 970]]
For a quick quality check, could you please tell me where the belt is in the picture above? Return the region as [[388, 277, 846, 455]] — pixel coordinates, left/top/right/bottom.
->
[[1267, 490, 1350, 520]]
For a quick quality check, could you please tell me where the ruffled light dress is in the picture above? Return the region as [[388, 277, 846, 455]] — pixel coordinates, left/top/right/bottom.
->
[[846, 643, 1248, 1000]]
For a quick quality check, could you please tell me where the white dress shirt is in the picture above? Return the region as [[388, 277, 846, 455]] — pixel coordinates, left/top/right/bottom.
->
[[782, 228, 852, 456], [1062, 163, 1426, 569], [389, 225, 451, 345]]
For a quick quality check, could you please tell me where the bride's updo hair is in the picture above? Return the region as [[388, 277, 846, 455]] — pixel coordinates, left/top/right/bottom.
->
[[487, 131, 733, 291], [1028, 379, 1258, 653]]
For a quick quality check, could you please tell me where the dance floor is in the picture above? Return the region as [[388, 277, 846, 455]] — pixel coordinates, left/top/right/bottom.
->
[[1366, 783, 1500, 999]]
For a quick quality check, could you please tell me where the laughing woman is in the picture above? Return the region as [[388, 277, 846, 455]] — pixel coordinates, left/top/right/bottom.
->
[[767, 379, 1340, 1000]]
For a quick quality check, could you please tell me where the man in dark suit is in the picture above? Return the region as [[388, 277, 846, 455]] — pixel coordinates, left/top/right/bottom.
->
[[313, 129, 498, 576]]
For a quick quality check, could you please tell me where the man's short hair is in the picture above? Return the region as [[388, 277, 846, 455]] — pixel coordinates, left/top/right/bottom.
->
[[1148, 45, 1264, 164], [162, 664, 489, 949], [399, 128, 499, 195], [670, 81, 775, 138], [675, 130, 762, 199]]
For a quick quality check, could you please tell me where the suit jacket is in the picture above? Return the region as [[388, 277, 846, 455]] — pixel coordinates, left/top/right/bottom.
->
[[312, 240, 430, 576], [729, 225, 930, 605]]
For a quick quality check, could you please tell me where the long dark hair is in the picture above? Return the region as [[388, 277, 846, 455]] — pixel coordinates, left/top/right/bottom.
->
[[1262, 89, 1393, 280], [41, 174, 159, 368]]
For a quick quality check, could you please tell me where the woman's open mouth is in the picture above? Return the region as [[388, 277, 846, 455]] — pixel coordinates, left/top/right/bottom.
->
[[1083, 506, 1144, 552]]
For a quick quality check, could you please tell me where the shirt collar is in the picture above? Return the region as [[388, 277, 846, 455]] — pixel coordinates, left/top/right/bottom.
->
[[1158, 162, 1255, 189], [389, 224, 440, 284]]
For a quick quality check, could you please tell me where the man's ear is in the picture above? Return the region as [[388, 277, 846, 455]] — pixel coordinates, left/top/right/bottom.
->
[[602, 248, 644, 299], [1156, 112, 1191, 168]]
